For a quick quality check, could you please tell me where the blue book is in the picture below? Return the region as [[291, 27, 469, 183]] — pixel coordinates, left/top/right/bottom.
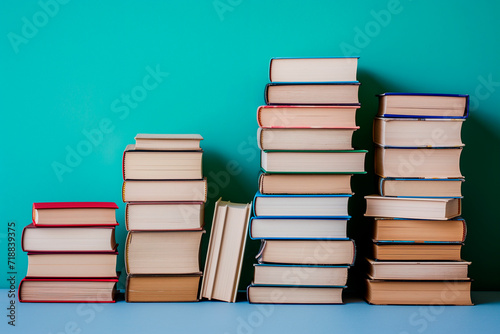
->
[[249, 217, 349, 240], [379, 177, 464, 198]]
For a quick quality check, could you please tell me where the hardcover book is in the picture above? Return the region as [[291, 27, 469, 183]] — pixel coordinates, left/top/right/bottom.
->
[[249, 217, 348, 239], [125, 202, 204, 231], [122, 179, 207, 202], [125, 274, 201, 302], [269, 57, 358, 82], [247, 285, 344, 304], [253, 264, 349, 286], [257, 127, 357, 150], [32, 202, 118, 227], [265, 82, 360, 105], [259, 173, 353, 195], [378, 178, 463, 198], [377, 93, 469, 118], [372, 242, 463, 261], [134, 134, 203, 151]]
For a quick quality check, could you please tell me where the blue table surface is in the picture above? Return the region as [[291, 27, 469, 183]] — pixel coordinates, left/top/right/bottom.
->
[[2, 291, 499, 334]]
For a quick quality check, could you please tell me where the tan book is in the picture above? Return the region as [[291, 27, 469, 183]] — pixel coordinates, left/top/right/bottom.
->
[[123, 144, 203, 180], [249, 218, 347, 239], [366, 258, 470, 280], [259, 173, 352, 195], [253, 194, 350, 217], [377, 93, 468, 118], [379, 178, 463, 197], [373, 117, 464, 147], [269, 57, 358, 82], [253, 264, 348, 286], [257, 128, 356, 150], [248, 286, 344, 304], [372, 218, 466, 242], [365, 279, 472, 305], [265, 83, 360, 105], [375, 146, 463, 178], [134, 134, 203, 151], [122, 179, 207, 202], [126, 274, 201, 302], [125, 202, 204, 231], [200, 199, 251, 302], [32, 202, 118, 227], [365, 195, 461, 220], [257, 105, 359, 128], [27, 253, 117, 278], [372, 243, 463, 261], [125, 230, 204, 274]]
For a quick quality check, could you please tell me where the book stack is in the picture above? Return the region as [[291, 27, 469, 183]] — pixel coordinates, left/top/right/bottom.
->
[[364, 93, 473, 305], [122, 134, 207, 302], [247, 57, 367, 304], [19, 202, 119, 302]]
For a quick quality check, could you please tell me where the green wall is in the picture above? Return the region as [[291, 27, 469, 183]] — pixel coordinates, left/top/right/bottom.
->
[[1, 0, 499, 291]]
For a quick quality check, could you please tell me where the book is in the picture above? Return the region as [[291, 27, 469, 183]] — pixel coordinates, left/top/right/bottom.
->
[[269, 57, 358, 82], [122, 179, 207, 202], [200, 199, 252, 302], [379, 178, 463, 198], [365, 258, 470, 280], [21, 224, 117, 252], [372, 218, 466, 243], [375, 146, 463, 178], [364, 195, 461, 220], [125, 230, 204, 274], [134, 134, 203, 151], [373, 117, 464, 147], [253, 264, 348, 286], [125, 274, 201, 302], [19, 277, 118, 303], [259, 173, 352, 195], [257, 128, 357, 150], [253, 193, 351, 218], [265, 82, 360, 105], [125, 202, 204, 231], [27, 252, 118, 278], [372, 243, 463, 261], [261, 150, 367, 173], [365, 279, 472, 305], [249, 217, 348, 239], [32, 202, 118, 227], [257, 105, 359, 128], [256, 239, 355, 265], [247, 285, 344, 304], [377, 93, 469, 118], [122, 145, 203, 180]]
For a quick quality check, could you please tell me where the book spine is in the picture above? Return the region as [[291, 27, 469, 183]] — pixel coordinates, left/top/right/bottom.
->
[[122, 150, 127, 180], [257, 128, 264, 150], [256, 106, 263, 127], [125, 232, 131, 274], [462, 219, 467, 242], [122, 182, 127, 203], [264, 84, 270, 105], [125, 204, 130, 231]]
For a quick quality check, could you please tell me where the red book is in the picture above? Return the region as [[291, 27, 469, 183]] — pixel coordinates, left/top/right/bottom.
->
[[32, 202, 118, 227]]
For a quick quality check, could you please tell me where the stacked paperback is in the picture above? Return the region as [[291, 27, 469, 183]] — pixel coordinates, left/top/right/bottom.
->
[[364, 93, 472, 305], [19, 202, 119, 302], [122, 134, 207, 302], [247, 57, 367, 304]]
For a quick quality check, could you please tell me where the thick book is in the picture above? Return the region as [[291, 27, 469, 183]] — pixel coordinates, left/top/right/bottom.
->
[[32, 202, 118, 227], [249, 217, 348, 239], [125, 202, 204, 231], [200, 199, 252, 302], [19, 277, 118, 303], [261, 150, 367, 174], [257, 105, 359, 128], [365, 195, 461, 220], [372, 242, 463, 261], [27, 252, 118, 278], [125, 274, 201, 302], [122, 145, 203, 180], [247, 285, 344, 304], [253, 192, 351, 218], [256, 239, 356, 265], [269, 57, 358, 82], [365, 279, 472, 305], [134, 134, 203, 151], [265, 82, 360, 105], [372, 218, 467, 243], [259, 173, 352, 195], [366, 258, 470, 280], [377, 93, 469, 118], [373, 117, 464, 147], [379, 178, 463, 198], [21, 224, 117, 252], [253, 264, 348, 286], [257, 127, 357, 150], [122, 179, 207, 202], [125, 230, 204, 274], [375, 146, 463, 178]]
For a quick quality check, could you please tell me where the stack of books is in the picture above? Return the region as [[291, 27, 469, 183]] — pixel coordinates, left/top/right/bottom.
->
[[19, 202, 119, 302], [122, 134, 207, 302], [364, 93, 473, 305], [247, 57, 367, 304]]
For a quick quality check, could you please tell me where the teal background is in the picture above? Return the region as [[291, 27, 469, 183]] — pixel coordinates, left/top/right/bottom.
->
[[1, 0, 499, 292]]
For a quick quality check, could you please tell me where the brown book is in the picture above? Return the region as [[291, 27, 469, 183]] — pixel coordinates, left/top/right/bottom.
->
[[257, 128, 357, 150], [27, 253, 117, 278], [365, 279, 472, 305], [366, 258, 470, 280], [265, 83, 360, 105], [122, 179, 207, 202], [259, 173, 352, 195], [377, 93, 468, 118], [253, 264, 348, 286], [125, 274, 201, 302], [372, 243, 463, 261], [365, 195, 461, 220], [379, 178, 463, 197], [125, 202, 204, 231], [134, 134, 203, 151], [372, 218, 466, 242], [269, 57, 358, 82], [248, 286, 344, 304], [375, 146, 462, 178]]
